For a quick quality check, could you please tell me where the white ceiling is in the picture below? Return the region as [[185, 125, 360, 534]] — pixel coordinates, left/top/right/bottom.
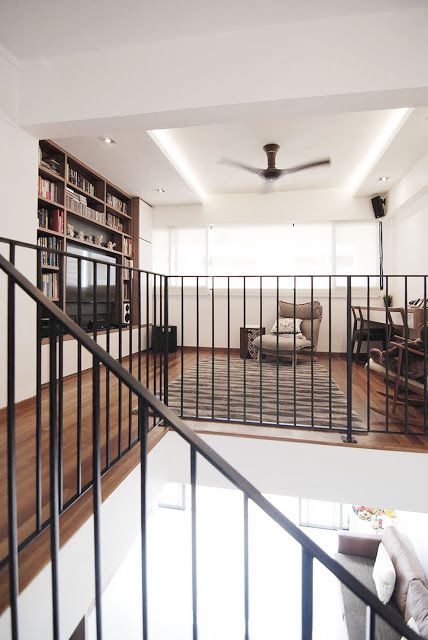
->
[[54, 107, 428, 206], [54, 132, 199, 206], [163, 111, 396, 194], [0, 0, 426, 60]]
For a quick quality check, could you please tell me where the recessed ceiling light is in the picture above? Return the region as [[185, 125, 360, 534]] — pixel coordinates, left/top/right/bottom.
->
[[378, 176, 390, 182], [98, 136, 116, 144], [155, 187, 166, 193]]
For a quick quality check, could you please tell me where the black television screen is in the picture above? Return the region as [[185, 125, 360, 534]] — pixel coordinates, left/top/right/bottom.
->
[[66, 243, 118, 330]]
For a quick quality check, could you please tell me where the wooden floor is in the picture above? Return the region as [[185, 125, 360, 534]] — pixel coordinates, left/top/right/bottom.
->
[[0, 347, 427, 611]]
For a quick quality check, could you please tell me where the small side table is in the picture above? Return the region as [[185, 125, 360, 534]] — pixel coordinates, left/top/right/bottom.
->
[[240, 325, 266, 359], [152, 325, 177, 353]]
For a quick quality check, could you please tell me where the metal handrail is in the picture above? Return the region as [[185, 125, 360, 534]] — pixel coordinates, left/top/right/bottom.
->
[[0, 253, 421, 640]]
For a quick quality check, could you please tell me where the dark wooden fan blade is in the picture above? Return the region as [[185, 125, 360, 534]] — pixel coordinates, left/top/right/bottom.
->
[[217, 157, 262, 175], [279, 158, 331, 176]]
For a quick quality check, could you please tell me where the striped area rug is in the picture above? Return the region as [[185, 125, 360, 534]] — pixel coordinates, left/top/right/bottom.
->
[[167, 357, 364, 430]]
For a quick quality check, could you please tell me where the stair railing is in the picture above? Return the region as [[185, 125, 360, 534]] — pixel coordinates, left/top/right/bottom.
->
[[0, 251, 421, 639]]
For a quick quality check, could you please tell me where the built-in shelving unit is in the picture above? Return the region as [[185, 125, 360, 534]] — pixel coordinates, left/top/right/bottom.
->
[[37, 140, 135, 322]]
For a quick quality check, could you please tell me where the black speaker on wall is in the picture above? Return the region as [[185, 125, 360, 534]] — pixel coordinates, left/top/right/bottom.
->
[[371, 195, 386, 219], [123, 302, 131, 324]]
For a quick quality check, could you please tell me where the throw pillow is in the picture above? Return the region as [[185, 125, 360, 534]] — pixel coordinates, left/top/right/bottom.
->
[[270, 317, 303, 335], [373, 542, 396, 604], [406, 580, 428, 638], [400, 617, 420, 640]]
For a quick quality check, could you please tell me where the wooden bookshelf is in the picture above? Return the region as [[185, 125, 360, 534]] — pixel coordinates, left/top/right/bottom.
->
[[37, 140, 136, 319]]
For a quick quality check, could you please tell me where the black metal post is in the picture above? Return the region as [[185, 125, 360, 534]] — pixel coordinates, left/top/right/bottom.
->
[[7, 259, 20, 640], [191, 446, 198, 640], [243, 494, 249, 640], [139, 398, 149, 640], [342, 275, 357, 443], [163, 276, 169, 405], [302, 549, 313, 640], [92, 357, 103, 640]]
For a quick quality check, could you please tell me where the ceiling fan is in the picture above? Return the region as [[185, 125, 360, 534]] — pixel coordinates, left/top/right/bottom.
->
[[218, 143, 331, 192]]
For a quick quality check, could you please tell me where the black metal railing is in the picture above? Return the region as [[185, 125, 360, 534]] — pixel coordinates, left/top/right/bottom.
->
[[0, 236, 169, 569], [167, 273, 428, 439], [0, 251, 421, 640]]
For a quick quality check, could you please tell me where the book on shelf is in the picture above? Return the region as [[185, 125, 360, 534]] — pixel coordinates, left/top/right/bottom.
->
[[123, 281, 130, 300], [38, 208, 64, 233], [123, 237, 133, 256], [41, 272, 59, 299], [106, 212, 123, 232], [67, 164, 95, 196], [123, 256, 133, 279], [38, 236, 63, 267], [38, 176, 60, 202], [66, 187, 105, 223], [106, 192, 129, 215], [39, 146, 62, 176]]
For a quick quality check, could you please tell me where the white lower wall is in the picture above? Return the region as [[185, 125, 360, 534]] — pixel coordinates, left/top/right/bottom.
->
[[0, 117, 38, 407]]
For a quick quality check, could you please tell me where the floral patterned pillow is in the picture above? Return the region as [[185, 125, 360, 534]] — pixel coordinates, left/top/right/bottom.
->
[[270, 317, 303, 336]]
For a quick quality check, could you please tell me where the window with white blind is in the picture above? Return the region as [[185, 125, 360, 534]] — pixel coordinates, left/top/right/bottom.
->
[[152, 221, 379, 288]]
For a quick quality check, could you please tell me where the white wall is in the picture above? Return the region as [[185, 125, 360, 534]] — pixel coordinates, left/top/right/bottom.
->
[[0, 117, 38, 406], [153, 189, 377, 352]]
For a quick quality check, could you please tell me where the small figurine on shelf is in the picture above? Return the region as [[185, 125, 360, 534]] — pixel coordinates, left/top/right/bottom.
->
[[77, 230, 85, 241], [67, 223, 75, 237], [85, 235, 94, 244], [107, 241, 116, 250], [95, 234, 104, 246]]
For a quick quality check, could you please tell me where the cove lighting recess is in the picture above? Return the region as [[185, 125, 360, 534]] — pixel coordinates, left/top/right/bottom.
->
[[148, 129, 207, 201], [347, 108, 411, 194], [98, 136, 116, 144]]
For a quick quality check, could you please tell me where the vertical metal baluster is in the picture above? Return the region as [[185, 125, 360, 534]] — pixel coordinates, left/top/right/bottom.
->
[[294, 276, 297, 427], [164, 276, 169, 406], [36, 251, 43, 529], [191, 446, 198, 640], [367, 277, 371, 431], [138, 271, 142, 383], [49, 316, 60, 639], [139, 398, 149, 640], [146, 273, 150, 391], [77, 258, 82, 493], [343, 276, 356, 443], [181, 276, 184, 417], [365, 607, 375, 640], [276, 276, 279, 425], [424, 277, 427, 433], [159, 276, 163, 402], [310, 276, 314, 428], [227, 276, 231, 422], [58, 323, 64, 512], [301, 549, 313, 640], [92, 357, 103, 640], [327, 275, 332, 429], [385, 277, 390, 432], [243, 277, 247, 423], [7, 249, 20, 640], [128, 269, 133, 446], [211, 276, 215, 419], [259, 276, 263, 424], [404, 276, 409, 434], [118, 268, 123, 455], [105, 264, 111, 469], [93, 262, 98, 341], [153, 276, 157, 400], [243, 494, 249, 640], [196, 276, 200, 419]]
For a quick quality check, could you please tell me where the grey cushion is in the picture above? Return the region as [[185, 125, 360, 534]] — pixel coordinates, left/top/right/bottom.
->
[[382, 527, 427, 616], [279, 300, 323, 319], [252, 334, 312, 353], [335, 552, 401, 640], [406, 580, 428, 638]]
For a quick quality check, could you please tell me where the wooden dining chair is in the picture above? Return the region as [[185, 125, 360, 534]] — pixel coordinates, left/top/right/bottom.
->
[[351, 306, 388, 361]]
